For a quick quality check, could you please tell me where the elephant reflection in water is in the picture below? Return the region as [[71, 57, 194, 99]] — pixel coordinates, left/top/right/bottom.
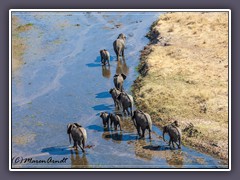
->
[[102, 129, 123, 144], [70, 149, 89, 168], [165, 150, 184, 168], [134, 139, 153, 161], [101, 65, 111, 79], [116, 60, 129, 76], [102, 128, 111, 141]]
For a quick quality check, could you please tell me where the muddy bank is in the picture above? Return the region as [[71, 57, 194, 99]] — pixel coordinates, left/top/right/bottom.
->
[[132, 12, 229, 163], [12, 16, 33, 73]]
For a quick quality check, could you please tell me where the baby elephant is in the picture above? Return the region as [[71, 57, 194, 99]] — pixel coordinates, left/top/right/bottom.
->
[[108, 113, 122, 131], [163, 121, 182, 149], [100, 49, 110, 66], [100, 112, 110, 128], [67, 123, 87, 152]]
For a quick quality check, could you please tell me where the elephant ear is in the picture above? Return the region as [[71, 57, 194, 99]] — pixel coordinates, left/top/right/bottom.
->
[[121, 73, 126, 80], [67, 124, 73, 134], [100, 112, 103, 117], [114, 74, 118, 78], [74, 123, 82, 127], [109, 88, 113, 94]]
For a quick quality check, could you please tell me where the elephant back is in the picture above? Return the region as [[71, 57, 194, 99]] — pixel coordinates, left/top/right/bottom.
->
[[144, 113, 152, 131], [135, 111, 149, 128], [168, 126, 181, 142]]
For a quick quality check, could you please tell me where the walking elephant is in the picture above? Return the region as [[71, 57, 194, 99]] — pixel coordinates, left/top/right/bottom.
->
[[113, 33, 126, 61], [117, 92, 133, 116], [113, 73, 126, 92], [132, 110, 152, 139], [163, 121, 182, 149], [100, 49, 110, 65], [67, 123, 87, 153], [109, 88, 121, 110]]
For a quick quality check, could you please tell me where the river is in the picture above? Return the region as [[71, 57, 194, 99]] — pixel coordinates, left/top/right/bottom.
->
[[11, 11, 225, 169]]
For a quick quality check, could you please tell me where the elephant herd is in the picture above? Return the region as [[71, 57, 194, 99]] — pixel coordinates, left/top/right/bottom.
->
[[67, 33, 182, 153]]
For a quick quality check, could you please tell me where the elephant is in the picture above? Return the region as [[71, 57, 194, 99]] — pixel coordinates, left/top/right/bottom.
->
[[99, 112, 110, 128], [109, 88, 121, 110], [163, 121, 182, 149], [117, 92, 133, 116], [67, 123, 87, 152], [113, 33, 126, 61], [108, 113, 122, 131], [132, 110, 152, 139], [100, 49, 110, 65], [113, 73, 126, 92]]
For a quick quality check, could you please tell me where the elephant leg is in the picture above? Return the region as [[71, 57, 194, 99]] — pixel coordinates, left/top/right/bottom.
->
[[78, 141, 85, 153], [172, 141, 176, 149], [168, 139, 171, 146], [74, 141, 78, 150], [178, 138, 181, 149], [110, 119, 113, 128], [141, 128, 146, 138], [137, 125, 141, 137], [149, 129, 152, 139], [119, 123, 122, 131], [123, 108, 127, 116], [126, 108, 130, 116], [130, 106, 133, 116]]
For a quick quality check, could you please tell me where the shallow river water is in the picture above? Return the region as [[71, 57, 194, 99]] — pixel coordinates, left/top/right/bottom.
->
[[11, 11, 226, 169]]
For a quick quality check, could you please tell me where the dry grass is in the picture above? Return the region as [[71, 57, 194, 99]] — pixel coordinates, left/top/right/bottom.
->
[[133, 12, 229, 162], [12, 16, 33, 72]]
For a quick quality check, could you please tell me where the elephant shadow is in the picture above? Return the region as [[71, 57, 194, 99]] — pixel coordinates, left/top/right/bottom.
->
[[95, 91, 111, 99], [142, 144, 172, 151], [86, 125, 105, 132], [102, 130, 138, 144], [85, 63, 102, 67], [70, 149, 89, 168], [41, 146, 72, 155], [94, 55, 114, 63], [92, 104, 114, 111]]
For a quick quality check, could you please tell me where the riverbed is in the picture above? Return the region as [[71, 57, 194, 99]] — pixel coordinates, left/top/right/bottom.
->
[[11, 11, 226, 169]]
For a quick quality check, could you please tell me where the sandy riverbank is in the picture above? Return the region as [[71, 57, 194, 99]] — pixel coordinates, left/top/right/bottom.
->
[[132, 12, 229, 163], [12, 16, 33, 73]]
